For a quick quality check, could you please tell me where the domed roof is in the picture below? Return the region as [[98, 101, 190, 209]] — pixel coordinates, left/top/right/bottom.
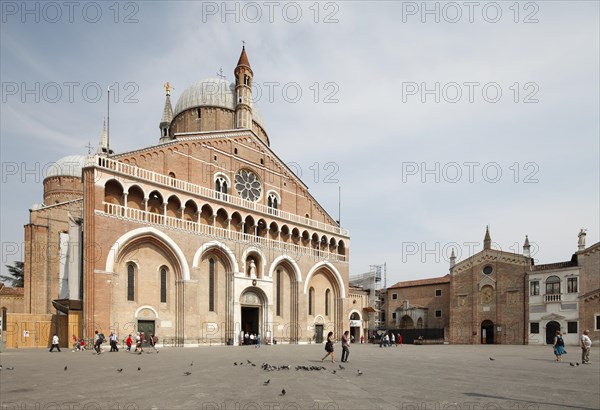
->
[[173, 78, 266, 130], [45, 155, 87, 179]]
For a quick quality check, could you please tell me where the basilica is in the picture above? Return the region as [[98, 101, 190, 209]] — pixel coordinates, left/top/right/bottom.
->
[[8, 47, 355, 347]]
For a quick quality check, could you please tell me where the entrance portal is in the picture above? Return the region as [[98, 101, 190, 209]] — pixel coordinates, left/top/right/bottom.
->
[[546, 321, 561, 344], [481, 320, 494, 344], [138, 320, 155, 346], [242, 306, 259, 336], [315, 324, 324, 343]]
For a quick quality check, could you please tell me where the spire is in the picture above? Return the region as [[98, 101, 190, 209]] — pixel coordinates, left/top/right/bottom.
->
[[237, 45, 251, 68], [450, 248, 456, 269], [96, 118, 113, 155], [523, 235, 531, 257], [483, 226, 491, 250], [159, 82, 174, 143]]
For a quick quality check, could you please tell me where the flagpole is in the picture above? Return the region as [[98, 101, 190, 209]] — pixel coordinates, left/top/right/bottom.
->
[[107, 86, 111, 155]]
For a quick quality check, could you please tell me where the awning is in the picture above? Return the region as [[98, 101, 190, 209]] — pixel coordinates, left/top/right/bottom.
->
[[363, 306, 376, 313], [52, 299, 83, 314]]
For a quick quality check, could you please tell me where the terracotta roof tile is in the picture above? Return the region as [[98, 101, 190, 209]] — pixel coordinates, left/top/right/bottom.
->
[[237, 46, 251, 67], [389, 274, 450, 289], [0, 286, 24, 296]]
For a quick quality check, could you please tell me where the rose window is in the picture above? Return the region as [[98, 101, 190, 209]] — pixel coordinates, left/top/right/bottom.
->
[[234, 169, 262, 202]]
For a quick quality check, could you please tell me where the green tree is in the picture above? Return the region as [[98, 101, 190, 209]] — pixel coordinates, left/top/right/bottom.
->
[[1, 261, 24, 287]]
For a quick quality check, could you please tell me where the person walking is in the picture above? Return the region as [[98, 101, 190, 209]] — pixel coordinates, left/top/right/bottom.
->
[[398, 333, 403, 347], [126, 334, 133, 352], [93, 330, 104, 354], [341, 331, 350, 363], [360, 335, 364, 344], [581, 329, 592, 364], [322, 331, 335, 363], [149, 334, 159, 353], [390, 332, 396, 347], [553, 330, 567, 361], [256, 333, 261, 348], [109, 332, 119, 352], [49, 334, 61, 352]]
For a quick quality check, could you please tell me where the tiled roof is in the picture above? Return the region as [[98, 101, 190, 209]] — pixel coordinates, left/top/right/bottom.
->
[[0, 285, 24, 296], [531, 261, 577, 271], [237, 46, 250, 67], [389, 274, 450, 289]]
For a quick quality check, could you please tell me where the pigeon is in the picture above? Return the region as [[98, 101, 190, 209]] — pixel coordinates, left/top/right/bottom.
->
[[190, 362, 194, 367], [576, 363, 580, 366], [64, 366, 68, 371], [251, 363, 256, 367], [281, 388, 286, 396], [263, 379, 270, 385], [489, 357, 495, 361], [137, 367, 141, 371], [332, 370, 336, 374], [117, 368, 123, 372], [570, 363, 575, 366], [184, 371, 192, 376], [234, 362, 238, 366], [357, 370, 363, 376], [6, 367, 15, 370], [247, 360, 252, 364], [339, 364, 345, 370]]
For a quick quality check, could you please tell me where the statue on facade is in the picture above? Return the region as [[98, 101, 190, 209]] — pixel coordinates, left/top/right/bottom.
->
[[578, 228, 587, 250], [249, 259, 257, 278]]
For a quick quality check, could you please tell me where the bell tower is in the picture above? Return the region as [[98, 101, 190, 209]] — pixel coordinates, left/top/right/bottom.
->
[[234, 45, 253, 129], [159, 82, 174, 143]]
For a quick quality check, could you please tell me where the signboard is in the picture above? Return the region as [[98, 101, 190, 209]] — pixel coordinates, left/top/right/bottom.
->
[[349, 320, 362, 327]]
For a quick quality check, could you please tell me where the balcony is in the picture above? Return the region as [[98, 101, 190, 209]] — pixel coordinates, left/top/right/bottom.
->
[[95, 156, 349, 237], [98, 202, 347, 263], [544, 294, 561, 303]]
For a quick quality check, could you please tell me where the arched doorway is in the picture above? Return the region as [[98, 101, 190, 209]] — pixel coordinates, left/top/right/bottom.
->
[[481, 320, 494, 344], [546, 321, 561, 344], [400, 315, 414, 329], [349, 312, 362, 343], [240, 288, 267, 345]]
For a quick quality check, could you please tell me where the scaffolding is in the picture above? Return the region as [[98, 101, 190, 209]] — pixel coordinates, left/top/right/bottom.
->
[[349, 263, 387, 332]]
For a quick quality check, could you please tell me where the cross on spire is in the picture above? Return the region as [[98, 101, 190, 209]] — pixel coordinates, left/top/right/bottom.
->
[[217, 68, 226, 80], [242, 40, 246, 47], [85, 142, 93, 155]]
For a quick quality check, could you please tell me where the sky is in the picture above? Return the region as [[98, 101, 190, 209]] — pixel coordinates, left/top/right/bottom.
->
[[1, 1, 598, 286]]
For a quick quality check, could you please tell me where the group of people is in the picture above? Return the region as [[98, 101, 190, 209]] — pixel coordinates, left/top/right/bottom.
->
[[380, 331, 402, 347], [552, 329, 592, 364], [321, 331, 353, 363], [241, 332, 261, 347]]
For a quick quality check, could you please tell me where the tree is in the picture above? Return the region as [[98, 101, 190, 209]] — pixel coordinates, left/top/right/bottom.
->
[[1, 261, 24, 287]]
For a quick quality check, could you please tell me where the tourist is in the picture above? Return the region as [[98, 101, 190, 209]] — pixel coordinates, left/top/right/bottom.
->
[[360, 335, 364, 344], [383, 333, 390, 347], [126, 334, 133, 352], [256, 333, 261, 348], [250, 333, 255, 345], [553, 330, 567, 361], [71, 334, 79, 351], [322, 331, 335, 363], [581, 329, 592, 364], [390, 332, 396, 346], [49, 334, 61, 352], [341, 331, 350, 363], [149, 333, 159, 353], [93, 330, 104, 354], [109, 332, 119, 352]]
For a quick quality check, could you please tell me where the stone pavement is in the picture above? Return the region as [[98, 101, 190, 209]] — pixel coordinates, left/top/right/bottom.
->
[[1, 343, 598, 410]]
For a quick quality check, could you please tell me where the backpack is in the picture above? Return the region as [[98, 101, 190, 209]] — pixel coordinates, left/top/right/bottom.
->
[[98, 333, 105, 343], [557, 336, 564, 347]]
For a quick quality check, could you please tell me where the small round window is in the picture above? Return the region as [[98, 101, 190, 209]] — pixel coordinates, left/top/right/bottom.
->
[[483, 265, 493, 275]]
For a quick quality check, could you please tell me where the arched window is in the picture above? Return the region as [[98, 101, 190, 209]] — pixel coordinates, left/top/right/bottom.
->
[[209, 258, 215, 312], [1, 307, 7, 331], [127, 264, 135, 301], [546, 276, 561, 295], [325, 289, 330, 316], [308, 287, 315, 315], [276, 269, 281, 316], [160, 267, 167, 303], [267, 192, 279, 215], [215, 175, 228, 199]]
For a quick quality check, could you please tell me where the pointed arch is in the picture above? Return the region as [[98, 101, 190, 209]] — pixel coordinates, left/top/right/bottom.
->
[[193, 240, 239, 273], [105, 227, 190, 280], [269, 255, 302, 282], [303, 262, 346, 298]]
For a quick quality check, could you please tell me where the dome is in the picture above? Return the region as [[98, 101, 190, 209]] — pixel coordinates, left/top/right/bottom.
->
[[45, 155, 87, 179], [173, 78, 266, 130]]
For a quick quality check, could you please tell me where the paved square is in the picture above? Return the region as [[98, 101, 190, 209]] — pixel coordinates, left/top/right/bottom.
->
[[1, 344, 598, 409]]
